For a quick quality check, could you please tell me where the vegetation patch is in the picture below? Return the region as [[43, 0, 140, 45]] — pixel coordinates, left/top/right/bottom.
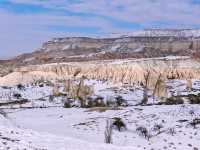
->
[[188, 94, 200, 104], [157, 96, 184, 105], [112, 117, 126, 132]]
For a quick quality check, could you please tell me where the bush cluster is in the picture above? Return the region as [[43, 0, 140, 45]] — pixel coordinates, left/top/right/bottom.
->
[[112, 117, 126, 132], [188, 94, 200, 104], [161, 96, 184, 105]]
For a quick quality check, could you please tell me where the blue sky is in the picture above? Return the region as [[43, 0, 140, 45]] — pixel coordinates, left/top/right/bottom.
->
[[0, 0, 200, 58]]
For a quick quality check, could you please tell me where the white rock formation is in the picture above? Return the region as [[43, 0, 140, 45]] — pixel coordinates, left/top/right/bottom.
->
[[0, 57, 200, 86]]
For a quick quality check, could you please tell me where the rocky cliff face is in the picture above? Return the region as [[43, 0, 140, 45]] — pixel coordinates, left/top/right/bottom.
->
[[10, 36, 200, 66], [1, 29, 200, 77], [22, 31, 200, 62], [40, 29, 200, 56]]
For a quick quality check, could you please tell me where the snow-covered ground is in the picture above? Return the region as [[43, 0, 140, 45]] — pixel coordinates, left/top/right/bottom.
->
[[0, 79, 200, 150], [1, 105, 200, 150], [0, 115, 138, 150], [0, 79, 200, 108]]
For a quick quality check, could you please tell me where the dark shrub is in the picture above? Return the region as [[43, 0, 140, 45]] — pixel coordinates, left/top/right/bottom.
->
[[177, 119, 188, 123], [152, 124, 164, 134], [43, 80, 53, 86], [167, 127, 176, 136], [87, 98, 94, 107], [17, 84, 25, 90], [115, 96, 127, 106], [64, 101, 71, 108], [188, 94, 200, 104], [189, 118, 200, 129], [164, 96, 184, 105], [189, 110, 195, 115], [106, 99, 116, 107], [49, 95, 54, 102], [39, 84, 44, 87], [87, 96, 106, 108], [112, 117, 126, 132], [136, 126, 151, 140], [1, 86, 11, 89], [54, 92, 67, 97], [13, 93, 22, 99]]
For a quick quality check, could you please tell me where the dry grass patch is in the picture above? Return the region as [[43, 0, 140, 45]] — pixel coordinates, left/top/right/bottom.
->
[[85, 107, 122, 113]]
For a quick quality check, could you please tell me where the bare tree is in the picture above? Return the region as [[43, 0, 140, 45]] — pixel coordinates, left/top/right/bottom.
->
[[141, 70, 151, 105], [52, 84, 59, 96], [0, 109, 7, 118], [104, 119, 113, 144], [64, 77, 94, 107], [168, 127, 176, 136], [76, 77, 85, 107], [75, 76, 93, 107], [144, 70, 151, 88], [136, 126, 151, 141], [121, 72, 126, 83], [186, 79, 192, 92], [152, 73, 167, 103], [64, 79, 71, 92]]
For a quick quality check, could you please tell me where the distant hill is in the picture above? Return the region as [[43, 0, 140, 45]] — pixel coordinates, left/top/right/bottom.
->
[[1, 29, 200, 76]]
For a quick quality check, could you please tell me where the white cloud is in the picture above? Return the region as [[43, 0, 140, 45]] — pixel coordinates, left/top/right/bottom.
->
[[7, 0, 200, 26]]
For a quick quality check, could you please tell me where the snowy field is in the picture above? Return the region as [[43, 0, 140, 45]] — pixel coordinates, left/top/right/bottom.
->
[[0, 115, 137, 150], [0, 79, 200, 150]]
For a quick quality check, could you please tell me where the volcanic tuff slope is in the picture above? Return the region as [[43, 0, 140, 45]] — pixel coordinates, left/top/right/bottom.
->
[[1, 56, 200, 86]]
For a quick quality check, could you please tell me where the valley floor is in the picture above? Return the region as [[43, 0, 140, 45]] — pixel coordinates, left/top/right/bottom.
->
[[0, 79, 200, 150], [1, 105, 200, 150]]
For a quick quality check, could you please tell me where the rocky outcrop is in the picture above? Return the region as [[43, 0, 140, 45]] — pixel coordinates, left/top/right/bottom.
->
[[1, 57, 200, 86], [41, 36, 199, 53]]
